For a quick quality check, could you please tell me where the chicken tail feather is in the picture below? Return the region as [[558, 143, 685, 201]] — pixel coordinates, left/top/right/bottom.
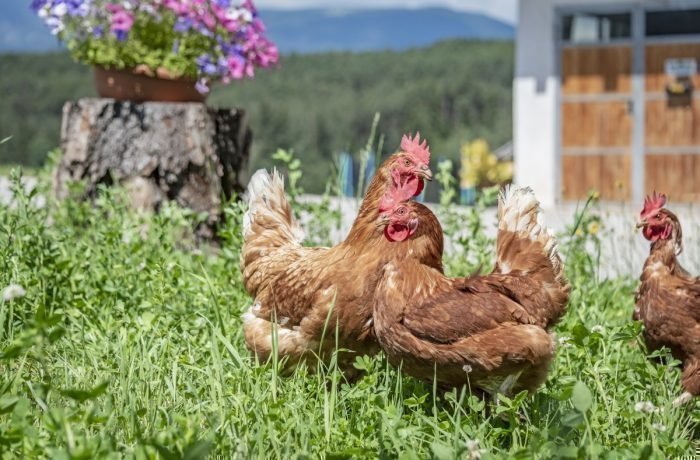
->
[[243, 168, 304, 242], [495, 185, 569, 323], [240, 169, 304, 295]]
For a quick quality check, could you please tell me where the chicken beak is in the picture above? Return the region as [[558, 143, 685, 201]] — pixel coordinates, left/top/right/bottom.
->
[[417, 165, 433, 181], [636, 219, 647, 229], [376, 214, 390, 228]]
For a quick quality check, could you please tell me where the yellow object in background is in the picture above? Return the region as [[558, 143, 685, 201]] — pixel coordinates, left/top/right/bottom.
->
[[459, 138, 512, 189]]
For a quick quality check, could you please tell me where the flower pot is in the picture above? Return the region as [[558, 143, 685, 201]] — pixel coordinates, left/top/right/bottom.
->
[[93, 66, 206, 103]]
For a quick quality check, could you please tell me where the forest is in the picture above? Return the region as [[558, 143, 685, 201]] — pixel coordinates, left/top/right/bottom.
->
[[0, 39, 513, 193]]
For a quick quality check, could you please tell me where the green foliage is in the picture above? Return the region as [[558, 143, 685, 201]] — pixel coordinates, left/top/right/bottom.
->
[[0, 161, 696, 457], [0, 53, 95, 167], [436, 158, 499, 275], [0, 40, 513, 195], [270, 147, 340, 247]]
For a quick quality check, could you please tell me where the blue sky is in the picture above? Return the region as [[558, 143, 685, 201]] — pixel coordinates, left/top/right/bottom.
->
[[255, 0, 518, 23]]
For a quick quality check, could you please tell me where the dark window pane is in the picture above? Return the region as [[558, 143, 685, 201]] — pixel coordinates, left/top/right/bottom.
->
[[646, 9, 700, 36], [563, 12, 632, 43]]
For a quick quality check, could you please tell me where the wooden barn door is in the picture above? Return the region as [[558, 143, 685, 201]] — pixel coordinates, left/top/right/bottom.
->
[[560, 44, 633, 201], [644, 8, 700, 202]]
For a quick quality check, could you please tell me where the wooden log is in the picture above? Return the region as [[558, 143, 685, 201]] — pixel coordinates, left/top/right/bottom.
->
[[53, 98, 251, 238]]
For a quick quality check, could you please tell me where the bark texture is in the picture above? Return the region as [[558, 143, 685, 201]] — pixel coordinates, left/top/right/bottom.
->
[[54, 98, 251, 238]]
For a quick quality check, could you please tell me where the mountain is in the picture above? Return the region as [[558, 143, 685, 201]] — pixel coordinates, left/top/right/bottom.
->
[[0, 5, 513, 53], [260, 8, 514, 53]]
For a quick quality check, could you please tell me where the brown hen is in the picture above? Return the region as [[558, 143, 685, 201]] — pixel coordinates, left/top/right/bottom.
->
[[373, 180, 569, 396], [240, 133, 438, 375], [634, 192, 700, 407]]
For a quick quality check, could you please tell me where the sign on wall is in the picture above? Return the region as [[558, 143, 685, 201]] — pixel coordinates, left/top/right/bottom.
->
[[665, 58, 697, 78]]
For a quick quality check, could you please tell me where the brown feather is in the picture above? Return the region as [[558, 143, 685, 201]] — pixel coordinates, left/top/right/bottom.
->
[[240, 154, 443, 374], [635, 209, 700, 399], [373, 194, 569, 395]]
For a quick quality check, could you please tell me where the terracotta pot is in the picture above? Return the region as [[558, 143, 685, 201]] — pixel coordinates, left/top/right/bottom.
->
[[93, 66, 206, 103]]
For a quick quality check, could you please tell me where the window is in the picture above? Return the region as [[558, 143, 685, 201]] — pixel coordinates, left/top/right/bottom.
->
[[646, 9, 700, 36], [562, 12, 632, 43]]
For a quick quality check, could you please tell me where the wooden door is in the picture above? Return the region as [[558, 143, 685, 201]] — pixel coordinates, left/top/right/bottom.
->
[[645, 43, 700, 202], [560, 46, 633, 201]]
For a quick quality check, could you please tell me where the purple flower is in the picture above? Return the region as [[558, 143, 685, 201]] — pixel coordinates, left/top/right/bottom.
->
[[226, 54, 246, 79], [65, 0, 91, 17], [114, 29, 128, 41], [196, 54, 218, 76], [107, 5, 134, 40], [195, 78, 210, 95], [30, 0, 49, 12], [30, 0, 279, 87], [173, 17, 193, 32], [45, 16, 65, 35]]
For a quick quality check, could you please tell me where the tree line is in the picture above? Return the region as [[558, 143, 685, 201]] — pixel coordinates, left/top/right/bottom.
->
[[0, 39, 513, 194]]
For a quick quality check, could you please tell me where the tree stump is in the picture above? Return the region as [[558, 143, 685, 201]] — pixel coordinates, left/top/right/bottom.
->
[[53, 98, 251, 238]]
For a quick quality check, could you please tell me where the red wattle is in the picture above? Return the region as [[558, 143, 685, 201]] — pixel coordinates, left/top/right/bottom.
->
[[414, 178, 424, 196], [385, 224, 410, 242]]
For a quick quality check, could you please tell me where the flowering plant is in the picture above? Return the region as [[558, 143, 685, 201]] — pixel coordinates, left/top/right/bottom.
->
[[30, 0, 279, 94]]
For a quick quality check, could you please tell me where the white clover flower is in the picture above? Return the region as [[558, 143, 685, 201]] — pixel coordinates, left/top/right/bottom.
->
[[651, 422, 666, 432], [462, 364, 473, 374], [591, 325, 604, 334], [465, 439, 485, 460], [122, 231, 132, 244], [558, 336, 572, 347], [634, 401, 657, 413], [3, 284, 26, 302]]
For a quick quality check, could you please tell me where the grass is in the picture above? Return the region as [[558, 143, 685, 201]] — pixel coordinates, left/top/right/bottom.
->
[[0, 164, 698, 459]]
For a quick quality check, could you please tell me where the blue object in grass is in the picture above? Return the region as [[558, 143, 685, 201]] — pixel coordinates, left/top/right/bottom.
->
[[460, 186, 476, 205], [338, 152, 354, 197]]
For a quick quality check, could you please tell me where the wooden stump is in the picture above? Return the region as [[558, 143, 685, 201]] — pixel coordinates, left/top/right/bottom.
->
[[54, 98, 251, 238]]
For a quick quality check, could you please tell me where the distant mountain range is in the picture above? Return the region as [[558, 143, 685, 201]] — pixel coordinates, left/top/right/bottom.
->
[[0, 5, 513, 54]]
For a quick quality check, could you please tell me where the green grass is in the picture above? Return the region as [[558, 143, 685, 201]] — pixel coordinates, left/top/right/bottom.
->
[[0, 166, 698, 459]]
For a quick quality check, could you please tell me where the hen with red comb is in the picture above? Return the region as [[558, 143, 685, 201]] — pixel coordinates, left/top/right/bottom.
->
[[635, 192, 700, 407], [640, 191, 667, 218], [240, 132, 442, 380], [379, 169, 421, 212], [400, 132, 431, 166]]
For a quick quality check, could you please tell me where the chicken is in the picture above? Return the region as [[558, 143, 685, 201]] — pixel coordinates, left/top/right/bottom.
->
[[634, 192, 700, 407], [240, 133, 437, 375], [372, 178, 569, 396]]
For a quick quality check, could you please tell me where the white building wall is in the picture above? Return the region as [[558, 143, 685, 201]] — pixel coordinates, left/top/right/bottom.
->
[[514, 0, 559, 207], [514, 0, 639, 207]]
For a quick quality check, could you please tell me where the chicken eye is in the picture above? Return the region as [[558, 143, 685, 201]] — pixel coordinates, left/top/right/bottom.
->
[[403, 159, 411, 166], [655, 213, 661, 219], [396, 207, 407, 215]]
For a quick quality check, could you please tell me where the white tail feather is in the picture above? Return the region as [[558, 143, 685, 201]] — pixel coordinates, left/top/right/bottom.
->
[[497, 185, 564, 283], [242, 168, 305, 243]]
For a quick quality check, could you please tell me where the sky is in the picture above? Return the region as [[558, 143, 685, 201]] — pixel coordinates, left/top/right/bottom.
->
[[254, 0, 518, 24]]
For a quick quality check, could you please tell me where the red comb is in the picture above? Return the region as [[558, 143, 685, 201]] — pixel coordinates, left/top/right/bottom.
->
[[379, 168, 417, 212], [400, 132, 431, 164], [641, 191, 667, 216]]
